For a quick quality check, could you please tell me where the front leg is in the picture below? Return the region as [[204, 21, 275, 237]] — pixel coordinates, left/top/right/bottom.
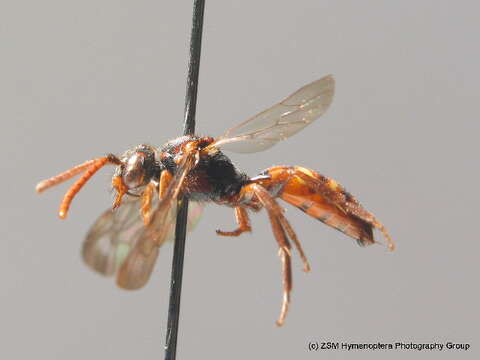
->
[[216, 206, 251, 237], [140, 170, 173, 225]]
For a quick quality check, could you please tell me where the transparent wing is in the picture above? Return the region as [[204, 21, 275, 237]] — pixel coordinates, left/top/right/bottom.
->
[[82, 197, 145, 277], [211, 75, 334, 153], [116, 153, 197, 289], [82, 193, 203, 281]]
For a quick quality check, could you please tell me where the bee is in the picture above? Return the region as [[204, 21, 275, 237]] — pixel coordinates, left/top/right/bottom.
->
[[36, 75, 394, 326]]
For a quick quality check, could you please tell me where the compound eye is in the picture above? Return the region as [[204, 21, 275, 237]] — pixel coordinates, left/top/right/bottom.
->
[[123, 152, 147, 189]]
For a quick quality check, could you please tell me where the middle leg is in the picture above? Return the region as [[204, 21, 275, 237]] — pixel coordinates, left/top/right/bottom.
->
[[216, 206, 251, 237]]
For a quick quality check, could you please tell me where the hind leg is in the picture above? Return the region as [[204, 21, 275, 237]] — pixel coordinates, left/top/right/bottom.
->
[[247, 184, 293, 326], [268, 213, 292, 327], [244, 183, 312, 325], [216, 206, 251, 236], [251, 184, 311, 271]]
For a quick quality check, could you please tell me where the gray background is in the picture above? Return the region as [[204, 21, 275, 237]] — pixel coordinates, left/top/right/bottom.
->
[[1, 1, 478, 359]]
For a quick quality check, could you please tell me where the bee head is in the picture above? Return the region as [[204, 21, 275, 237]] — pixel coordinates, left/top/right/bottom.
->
[[116, 144, 161, 193]]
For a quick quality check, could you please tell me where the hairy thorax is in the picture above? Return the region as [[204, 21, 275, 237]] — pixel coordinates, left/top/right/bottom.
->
[[159, 135, 249, 201]]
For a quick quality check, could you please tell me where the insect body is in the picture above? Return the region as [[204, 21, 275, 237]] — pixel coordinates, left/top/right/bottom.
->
[[36, 75, 395, 326]]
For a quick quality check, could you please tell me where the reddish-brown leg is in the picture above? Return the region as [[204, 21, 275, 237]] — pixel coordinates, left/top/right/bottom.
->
[[276, 215, 311, 272], [135, 170, 172, 226], [111, 175, 128, 210], [216, 206, 251, 236], [247, 183, 293, 326], [250, 184, 311, 272], [140, 183, 155, 225], [268, 212, 293, 327], [158, 169, 173, 200]]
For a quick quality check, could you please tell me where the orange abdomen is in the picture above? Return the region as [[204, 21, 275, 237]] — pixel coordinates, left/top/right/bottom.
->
[[260, 166, 375, 246]]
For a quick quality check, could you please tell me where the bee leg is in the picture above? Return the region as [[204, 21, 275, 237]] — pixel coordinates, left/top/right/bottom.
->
[[140, 183, 155, 225], [246, 179, 311, 272], [216, 207, 251, 236], [158, 169, 173, 200], [137, 170, 173, 226], [111, 175, 128, 210], [243, 183, 298, 326], [269, 214, 292, 327]]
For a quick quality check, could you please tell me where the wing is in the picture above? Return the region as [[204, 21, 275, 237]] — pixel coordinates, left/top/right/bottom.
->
[[211, 75, 334, 153], [82, 197, 145, 277], [82, 193, 203, 281], [116, 152, 198, 289]]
